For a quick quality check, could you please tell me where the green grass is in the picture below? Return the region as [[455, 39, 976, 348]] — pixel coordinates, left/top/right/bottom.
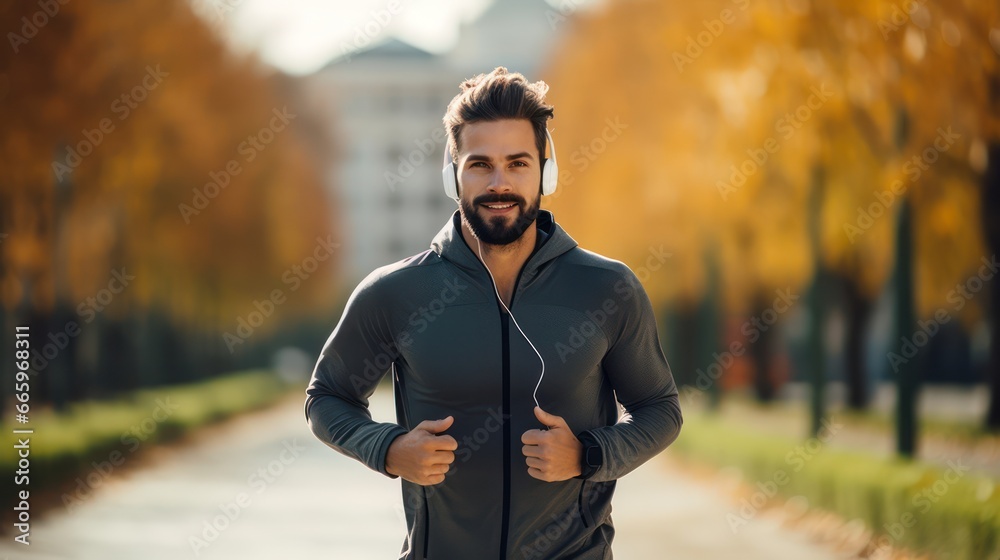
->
[[2, 370, 297, 496], [670, 411, 1000, 560], [723, 392, 999, 443], [837, 407, 998, 443]]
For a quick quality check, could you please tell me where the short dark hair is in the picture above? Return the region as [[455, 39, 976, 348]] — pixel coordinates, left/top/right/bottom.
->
[[443, 66, 555, 164]]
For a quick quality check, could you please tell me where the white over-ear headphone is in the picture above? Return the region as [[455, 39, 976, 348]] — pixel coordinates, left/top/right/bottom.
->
[[442, 127, 559, 200]]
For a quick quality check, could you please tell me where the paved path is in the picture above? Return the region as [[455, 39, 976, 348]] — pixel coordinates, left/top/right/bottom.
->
[[0, 390, 855, 559]]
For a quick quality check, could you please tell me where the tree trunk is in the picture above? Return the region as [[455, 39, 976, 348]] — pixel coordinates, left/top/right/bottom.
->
[[841, 274, 873, 410], [669, 303, 699, 390], [807, 165, 827, 437], [983, 142, 1000, 430], [807, 267, 827, 436], [698, 250, 722, 411], [750, 294, 776, 403], [894, 198, 918, 457]]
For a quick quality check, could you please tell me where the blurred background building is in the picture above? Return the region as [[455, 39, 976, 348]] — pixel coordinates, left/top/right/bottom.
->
[[305, 0, 565, 280]]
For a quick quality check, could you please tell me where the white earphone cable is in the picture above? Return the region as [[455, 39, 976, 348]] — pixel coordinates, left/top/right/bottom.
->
[[477, 237, 546, 409]]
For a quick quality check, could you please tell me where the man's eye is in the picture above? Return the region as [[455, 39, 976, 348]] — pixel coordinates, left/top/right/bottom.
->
[[471, 162, 488, 168], [511, 161, 527, 167]]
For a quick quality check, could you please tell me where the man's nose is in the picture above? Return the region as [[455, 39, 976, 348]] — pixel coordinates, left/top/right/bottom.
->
[[484, 165, 514, 192]]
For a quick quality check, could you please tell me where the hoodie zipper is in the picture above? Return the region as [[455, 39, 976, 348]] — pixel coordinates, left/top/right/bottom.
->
[[498, 308, 511, 559], [497, 265, 529, 559]]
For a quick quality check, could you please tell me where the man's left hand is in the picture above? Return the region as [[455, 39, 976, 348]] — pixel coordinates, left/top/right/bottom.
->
[[521, 407, 583, 482]]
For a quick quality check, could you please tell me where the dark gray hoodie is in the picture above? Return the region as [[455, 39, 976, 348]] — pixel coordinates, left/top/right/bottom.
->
[[305, 209, 682, 559]]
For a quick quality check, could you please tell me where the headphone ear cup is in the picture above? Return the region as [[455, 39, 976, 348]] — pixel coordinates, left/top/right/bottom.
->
[[442, 162, 458, 199], [541, 159, 558, 196]]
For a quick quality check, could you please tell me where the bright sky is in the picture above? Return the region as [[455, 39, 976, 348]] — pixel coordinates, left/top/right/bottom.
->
[[190, 0, 496, 75]]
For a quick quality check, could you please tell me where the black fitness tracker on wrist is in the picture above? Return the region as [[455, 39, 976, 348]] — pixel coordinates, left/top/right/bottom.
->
[[576, 431, 602, 479]]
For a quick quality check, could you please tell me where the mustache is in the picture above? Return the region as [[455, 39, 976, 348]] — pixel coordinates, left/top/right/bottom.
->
[[474, 194, 524, 206]]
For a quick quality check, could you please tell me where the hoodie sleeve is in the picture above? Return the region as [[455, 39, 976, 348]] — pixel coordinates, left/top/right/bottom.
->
[[583, 266, 683, 482], [304, 270, 408, 478]]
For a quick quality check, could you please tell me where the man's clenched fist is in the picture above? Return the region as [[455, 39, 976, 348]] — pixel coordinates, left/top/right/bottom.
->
[[386, 416, 458, 485], [521, 407, 583, 482]]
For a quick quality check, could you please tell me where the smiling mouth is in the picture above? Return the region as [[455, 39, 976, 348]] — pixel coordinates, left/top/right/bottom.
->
[[481, 202, 518, 210]]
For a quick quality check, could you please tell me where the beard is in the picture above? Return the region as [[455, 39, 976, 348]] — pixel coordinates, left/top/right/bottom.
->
[[460, 190, 541, 246]]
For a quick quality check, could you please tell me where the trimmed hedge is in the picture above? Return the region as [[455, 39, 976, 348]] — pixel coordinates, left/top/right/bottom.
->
[[669, 412, 1000, 560], [2, 370, 296, 503]]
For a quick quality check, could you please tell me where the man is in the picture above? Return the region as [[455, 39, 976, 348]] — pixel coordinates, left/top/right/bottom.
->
[[305, 67, 682, 559]]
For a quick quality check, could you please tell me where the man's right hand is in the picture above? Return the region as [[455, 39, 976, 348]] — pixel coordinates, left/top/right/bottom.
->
[[385, 416, 458, 485]]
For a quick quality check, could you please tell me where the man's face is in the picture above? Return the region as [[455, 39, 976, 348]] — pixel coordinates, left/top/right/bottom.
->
[[455, 119, 542, 246]]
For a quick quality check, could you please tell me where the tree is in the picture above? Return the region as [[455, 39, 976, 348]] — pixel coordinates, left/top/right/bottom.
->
[[0, 0, 339, 401], [541, 0, 1000, 426]]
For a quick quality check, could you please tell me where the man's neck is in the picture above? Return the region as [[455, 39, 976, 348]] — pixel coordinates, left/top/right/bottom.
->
[[460, 219, 538, 286]]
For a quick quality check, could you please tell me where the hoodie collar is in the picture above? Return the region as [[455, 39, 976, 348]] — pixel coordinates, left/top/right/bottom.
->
[[430, 209, 578, 278]]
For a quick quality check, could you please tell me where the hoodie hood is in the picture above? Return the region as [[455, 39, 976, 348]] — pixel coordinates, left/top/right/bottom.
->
[[430, 208, 578, 279]]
